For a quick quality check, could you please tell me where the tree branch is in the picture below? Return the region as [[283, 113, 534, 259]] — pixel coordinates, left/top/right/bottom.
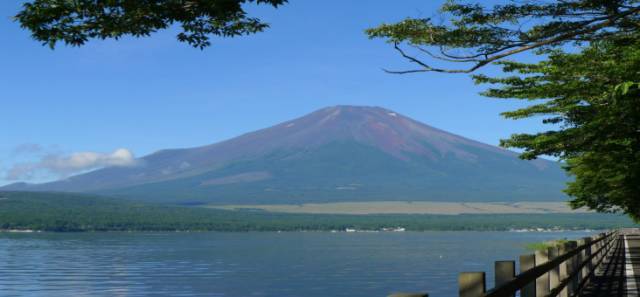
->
[[387, 6, 640, 74]]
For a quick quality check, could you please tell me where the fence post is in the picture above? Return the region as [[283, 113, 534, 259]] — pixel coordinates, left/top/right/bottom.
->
[[495, 261, 515, 297], [566, 241, 578, 295], [535, 249, 550, 297], [520, 254, 536, 297], [576, 239, 585, 283], [548, 246, 560, 293], [598, 233, 606, 261], [459, 272, 485, 297], [558, 242, 570, 297], [591, 234, 600, 265], [582, 237, 592, 280]]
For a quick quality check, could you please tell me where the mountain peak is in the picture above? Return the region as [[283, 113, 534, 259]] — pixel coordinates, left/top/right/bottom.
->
[[314, 105, 400, 119], [320, 105, 391, 112], [275, 105, 498, 162], [1, 105, 566, 203]]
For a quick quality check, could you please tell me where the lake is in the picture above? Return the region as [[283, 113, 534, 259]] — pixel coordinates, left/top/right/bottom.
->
[[0, 231, 594, 297]]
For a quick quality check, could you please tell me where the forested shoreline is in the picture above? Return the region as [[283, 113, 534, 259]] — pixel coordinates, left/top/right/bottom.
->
[[0, 192, 633, 232]]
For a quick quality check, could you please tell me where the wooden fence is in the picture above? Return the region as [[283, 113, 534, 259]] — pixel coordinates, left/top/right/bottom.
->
[[390, 230, 619, 297]]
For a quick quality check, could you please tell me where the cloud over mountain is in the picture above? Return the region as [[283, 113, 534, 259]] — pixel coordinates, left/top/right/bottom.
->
[[6, 148, 137, 180]]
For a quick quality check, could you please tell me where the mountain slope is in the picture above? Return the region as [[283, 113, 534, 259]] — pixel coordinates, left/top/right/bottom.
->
[[2, 106, 568, 204]]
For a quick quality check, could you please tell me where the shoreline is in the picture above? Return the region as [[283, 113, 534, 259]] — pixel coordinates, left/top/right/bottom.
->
[[0, 228, 605, 234], [207, 201, 589, 215]]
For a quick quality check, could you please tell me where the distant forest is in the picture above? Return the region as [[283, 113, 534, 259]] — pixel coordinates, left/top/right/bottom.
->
[[0, 192, 633, 232]]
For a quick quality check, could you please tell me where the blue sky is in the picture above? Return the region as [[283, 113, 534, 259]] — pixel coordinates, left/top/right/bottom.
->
[[0, 1, 547, 186]]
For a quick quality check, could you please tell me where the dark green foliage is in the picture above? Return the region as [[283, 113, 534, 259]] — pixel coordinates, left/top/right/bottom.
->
[[15, 0, 287, 49], [367, 1, 640, 220], [474, 37, 640, 219], [0, 191, 634, 232]]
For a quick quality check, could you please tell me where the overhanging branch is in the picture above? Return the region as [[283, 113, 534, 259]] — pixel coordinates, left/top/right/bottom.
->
[[384, 6, 640, 74]]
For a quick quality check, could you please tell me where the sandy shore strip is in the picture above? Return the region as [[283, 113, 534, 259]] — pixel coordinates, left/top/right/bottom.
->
[[206, 201, 589, 215]]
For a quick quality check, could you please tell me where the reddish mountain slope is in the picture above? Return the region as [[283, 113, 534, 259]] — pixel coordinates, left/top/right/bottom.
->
[[2, 106, 566, 203]]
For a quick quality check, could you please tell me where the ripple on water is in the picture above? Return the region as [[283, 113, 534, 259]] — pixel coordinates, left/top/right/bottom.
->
[[0, 231, 594, 297]]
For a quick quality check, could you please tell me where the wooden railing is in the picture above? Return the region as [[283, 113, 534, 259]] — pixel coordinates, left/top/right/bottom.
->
[[389, 230, 619, 297]]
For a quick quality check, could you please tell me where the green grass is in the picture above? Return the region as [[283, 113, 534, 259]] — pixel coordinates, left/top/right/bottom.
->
[[525, 239, 570, 251], [0, 191, 636, 232]]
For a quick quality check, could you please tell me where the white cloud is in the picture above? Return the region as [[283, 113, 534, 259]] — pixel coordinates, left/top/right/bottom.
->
[[5, 148, 137, 180]]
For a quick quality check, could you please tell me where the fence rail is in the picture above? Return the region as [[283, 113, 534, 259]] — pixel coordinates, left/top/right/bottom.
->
[[475, 230, 617, 297], [389, 230, 619, 297]]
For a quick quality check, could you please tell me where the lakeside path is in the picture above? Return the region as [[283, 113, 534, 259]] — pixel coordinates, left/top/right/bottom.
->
[[579, 228, 640, 297]]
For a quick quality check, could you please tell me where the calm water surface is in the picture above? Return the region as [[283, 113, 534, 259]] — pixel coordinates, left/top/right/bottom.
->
[[0, 231, 594, 297]]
